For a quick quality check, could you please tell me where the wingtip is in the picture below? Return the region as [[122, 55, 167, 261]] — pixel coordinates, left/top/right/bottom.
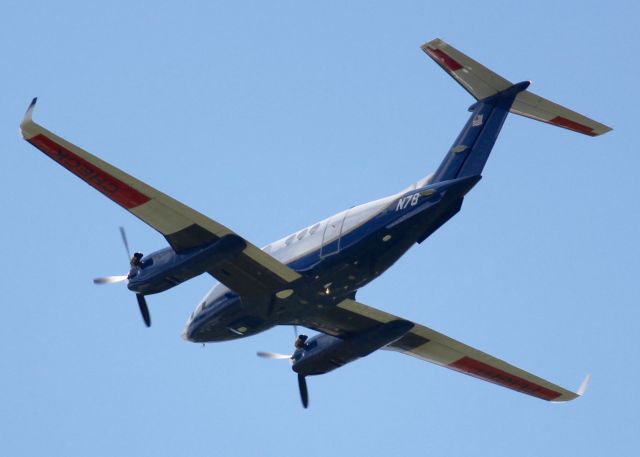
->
[[577, 373, 591, 397], [599, 126, 614, 136], [423, 37, 444, 47], [549, 374, 591, 403], [20, 97, 38, 134], [25, 97, 38, 118]]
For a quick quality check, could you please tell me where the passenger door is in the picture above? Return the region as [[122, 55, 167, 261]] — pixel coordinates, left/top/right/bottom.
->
[[320, 211, 347, 258]]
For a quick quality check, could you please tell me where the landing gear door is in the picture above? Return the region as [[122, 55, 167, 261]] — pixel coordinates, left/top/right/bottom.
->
[[320, 210, 347, 258]]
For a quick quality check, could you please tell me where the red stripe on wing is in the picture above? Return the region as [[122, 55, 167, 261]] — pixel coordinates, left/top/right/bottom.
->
[[550, 116, 596, 136], [449, 356, 562, 400], [425, 47, 463, 72], [29, 134, 151, 209]]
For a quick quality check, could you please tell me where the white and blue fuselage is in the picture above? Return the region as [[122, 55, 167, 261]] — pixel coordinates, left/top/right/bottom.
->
[[184, 172, 480, 342]]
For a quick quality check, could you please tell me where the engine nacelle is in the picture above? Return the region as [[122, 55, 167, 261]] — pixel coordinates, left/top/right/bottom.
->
[[292, 319, 414, 377], [127, 234, 246, 295]]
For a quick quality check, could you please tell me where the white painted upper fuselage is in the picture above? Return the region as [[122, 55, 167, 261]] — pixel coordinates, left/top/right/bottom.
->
[[187, 173, 434, 322]]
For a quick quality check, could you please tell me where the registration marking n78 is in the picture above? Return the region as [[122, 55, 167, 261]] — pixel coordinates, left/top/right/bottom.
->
[[396, 193, 420, 211]]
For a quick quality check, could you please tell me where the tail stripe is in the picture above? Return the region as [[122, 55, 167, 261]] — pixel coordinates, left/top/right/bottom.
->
[[425, 47, 463, 72], [550, 116, 596, 136]]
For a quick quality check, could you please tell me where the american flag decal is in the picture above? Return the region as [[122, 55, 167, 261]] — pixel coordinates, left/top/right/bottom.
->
[[472, 114, 483, 127]]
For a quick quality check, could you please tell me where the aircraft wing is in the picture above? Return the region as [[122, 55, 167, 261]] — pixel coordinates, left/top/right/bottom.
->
[[20, 99, 300, 295], [306, 298, 587, 401]]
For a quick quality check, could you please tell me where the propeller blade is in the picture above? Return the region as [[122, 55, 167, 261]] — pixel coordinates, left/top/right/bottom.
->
[[297, 374, 309, 409], [256, 351, 292, 360], [119, 226, 131, 262], [93, 275, 128, 285], [136, 294, 151, 327], [293, 325, 299, 338]]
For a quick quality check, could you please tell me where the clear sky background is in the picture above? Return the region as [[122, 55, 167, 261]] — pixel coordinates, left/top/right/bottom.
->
[[2, 1, 638, 455]]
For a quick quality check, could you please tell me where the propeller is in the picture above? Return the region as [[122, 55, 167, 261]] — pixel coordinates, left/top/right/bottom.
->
[[119, 226, 131, 261], [93, 275, 128, 284], [257, 334, 310, 408], [93, 227, 151, 327], [136, 294, 151, 328], [257, 351, 292, 360], [297, 374, 309, 409]]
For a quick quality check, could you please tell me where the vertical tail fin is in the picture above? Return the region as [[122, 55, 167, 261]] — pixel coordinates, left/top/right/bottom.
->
[[422, 38, 611, 183], [431, 81, 530, 182]]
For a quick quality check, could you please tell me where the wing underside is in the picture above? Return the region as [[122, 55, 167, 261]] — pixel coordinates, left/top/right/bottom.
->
[[20, 99, 300, 295], [303, 298, 585, 402]]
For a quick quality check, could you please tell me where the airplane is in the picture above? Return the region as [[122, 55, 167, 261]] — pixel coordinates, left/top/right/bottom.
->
[[20, 38, 609, 408]]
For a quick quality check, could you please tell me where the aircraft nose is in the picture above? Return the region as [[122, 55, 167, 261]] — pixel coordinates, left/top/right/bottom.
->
[[181, 319, 195, 341]]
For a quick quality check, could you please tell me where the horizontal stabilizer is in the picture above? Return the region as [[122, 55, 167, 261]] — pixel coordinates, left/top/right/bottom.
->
[[422, 38, 611, 136], [511, 92, 609, 136]]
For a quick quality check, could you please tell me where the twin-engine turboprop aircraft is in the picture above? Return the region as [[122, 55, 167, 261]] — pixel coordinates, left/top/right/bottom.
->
[[21, 39, 608, 408]]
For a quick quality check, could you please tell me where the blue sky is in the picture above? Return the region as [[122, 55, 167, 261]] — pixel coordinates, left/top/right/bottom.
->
[[2, 1, 638, 455]]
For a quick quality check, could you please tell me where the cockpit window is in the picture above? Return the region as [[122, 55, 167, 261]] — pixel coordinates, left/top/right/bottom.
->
[[297, 228, 308, 240], [309, 223, 321, 235], [203, 292, 237, 311]]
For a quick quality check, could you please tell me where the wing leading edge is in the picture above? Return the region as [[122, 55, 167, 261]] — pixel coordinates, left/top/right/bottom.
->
[[310, 298, 586, 402], [20, 99, 300, 295]]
